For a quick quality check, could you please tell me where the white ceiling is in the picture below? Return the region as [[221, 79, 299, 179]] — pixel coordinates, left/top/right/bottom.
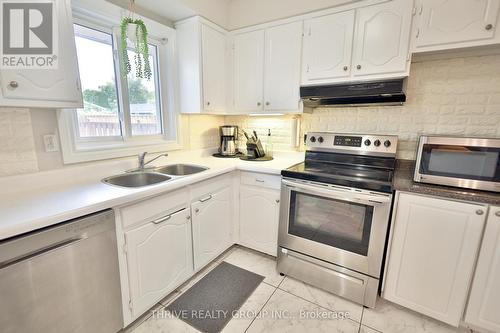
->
[[106, 0, 360, 29]]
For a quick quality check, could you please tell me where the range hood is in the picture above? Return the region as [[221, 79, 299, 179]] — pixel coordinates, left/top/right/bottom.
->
[[300, 79, 407, 107]]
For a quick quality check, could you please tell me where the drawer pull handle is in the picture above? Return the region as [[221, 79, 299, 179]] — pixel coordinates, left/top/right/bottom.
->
[[199, 195, 212, 203], [153, 215, 172, 224], [255, 179, 265, 183]]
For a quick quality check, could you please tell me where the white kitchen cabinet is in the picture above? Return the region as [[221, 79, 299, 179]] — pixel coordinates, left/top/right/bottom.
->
[[414, 0, 500, 53], [302, 10, 355, 85], [233, 30, 265, 113], [233, 21, 303, 113], [176, 17, 228, 114], [264, 21, 303, 112], [351, 0, 413, 79], [0, 0, 82, 108], [239, 185, 281, 256], [383, 192, 487, 326], [465, 206, 500, 333], [191, 185, 233, 270], [124, 207, 193, 318]]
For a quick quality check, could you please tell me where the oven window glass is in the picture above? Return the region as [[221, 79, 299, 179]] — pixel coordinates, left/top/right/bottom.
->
[[288, 191, 373, 256], [420, 145, 500, 181]]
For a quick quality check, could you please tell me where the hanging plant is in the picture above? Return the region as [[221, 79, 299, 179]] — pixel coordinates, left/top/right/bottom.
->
[[120, 17, 152, 80]]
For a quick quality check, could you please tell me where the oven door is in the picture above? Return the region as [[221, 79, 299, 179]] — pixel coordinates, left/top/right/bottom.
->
[[414, 136, 500, 192], [279, 178, 392, 278]]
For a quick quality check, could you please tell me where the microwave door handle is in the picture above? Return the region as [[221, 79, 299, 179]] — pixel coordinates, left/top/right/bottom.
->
[[282, 180, 390, 206]]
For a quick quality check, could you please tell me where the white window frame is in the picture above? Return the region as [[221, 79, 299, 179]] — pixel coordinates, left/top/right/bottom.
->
[[58, 8, 181, 164]]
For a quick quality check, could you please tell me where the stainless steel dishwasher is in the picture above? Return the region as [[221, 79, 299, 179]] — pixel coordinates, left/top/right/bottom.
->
[[0, 209, 123, 333]]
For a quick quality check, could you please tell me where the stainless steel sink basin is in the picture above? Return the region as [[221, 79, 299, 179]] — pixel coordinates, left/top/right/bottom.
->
[[103, 172, 171, 188], [154, 164, 208, 176]]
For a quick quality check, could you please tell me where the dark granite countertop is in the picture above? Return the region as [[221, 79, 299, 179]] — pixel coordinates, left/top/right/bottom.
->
[[394, 160, 500, 206]]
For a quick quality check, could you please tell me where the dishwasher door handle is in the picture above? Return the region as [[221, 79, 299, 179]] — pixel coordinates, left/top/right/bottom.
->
[[0, 237, 85, 269]]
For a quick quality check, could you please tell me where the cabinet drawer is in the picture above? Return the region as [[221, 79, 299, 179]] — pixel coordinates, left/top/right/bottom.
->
[[119, 189, 189, 229], [190, 173, 233, 200], [240, 171, 281, 190]]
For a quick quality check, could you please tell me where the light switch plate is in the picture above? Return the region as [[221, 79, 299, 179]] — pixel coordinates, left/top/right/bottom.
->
[[43, 134, 59, 152]]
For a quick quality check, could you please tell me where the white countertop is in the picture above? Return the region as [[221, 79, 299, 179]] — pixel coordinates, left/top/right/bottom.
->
[[0, 150, 304, 241]]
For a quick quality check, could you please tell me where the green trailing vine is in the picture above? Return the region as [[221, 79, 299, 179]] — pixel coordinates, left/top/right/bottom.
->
[[120, 18, 152, 80]]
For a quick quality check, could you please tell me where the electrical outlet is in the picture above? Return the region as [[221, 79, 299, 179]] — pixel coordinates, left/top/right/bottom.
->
[[43, 134, 59, 152]]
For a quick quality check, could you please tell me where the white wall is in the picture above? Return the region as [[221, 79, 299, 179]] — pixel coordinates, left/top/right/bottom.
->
[[227, 0, 360, 29]]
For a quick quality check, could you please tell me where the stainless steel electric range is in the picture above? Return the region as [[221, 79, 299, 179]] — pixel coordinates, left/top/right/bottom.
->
[[277, 132, 398, 308]]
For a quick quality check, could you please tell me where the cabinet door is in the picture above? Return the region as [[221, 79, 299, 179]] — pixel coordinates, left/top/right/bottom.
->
[[192, 186, 232, 270], [125, 208, 193, 318], [415, 0, 500, 51], [233, 30, 265, 112], [352, 0, 413, 78], [239, 186, 280, 256], [465, 206, 500, 333], [0, 0, 82, 108], [384, 193, 486, 326], [302, 10, 355, 85], [202, 24, 227, 113], [264, 21, 302, 111]]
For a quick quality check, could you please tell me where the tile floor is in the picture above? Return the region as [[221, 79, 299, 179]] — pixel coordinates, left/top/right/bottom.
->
[[124, 246, 472, 333]]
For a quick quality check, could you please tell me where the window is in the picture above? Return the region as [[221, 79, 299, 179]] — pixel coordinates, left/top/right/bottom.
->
[[59, 17, 179, 164], [74, 25, 121, 138]]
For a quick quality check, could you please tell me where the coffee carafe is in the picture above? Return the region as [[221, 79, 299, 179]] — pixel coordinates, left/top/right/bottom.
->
[[219, 126, 238, 156]]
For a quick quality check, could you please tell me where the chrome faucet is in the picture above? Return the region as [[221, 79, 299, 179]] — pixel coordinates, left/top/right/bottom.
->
[[131, 152, 169, 172]]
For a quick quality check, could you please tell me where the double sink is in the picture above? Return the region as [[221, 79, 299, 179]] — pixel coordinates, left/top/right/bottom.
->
[[103, 164, 208, 188]]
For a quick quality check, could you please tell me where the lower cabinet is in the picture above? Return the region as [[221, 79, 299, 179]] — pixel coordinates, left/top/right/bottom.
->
[[239, 185, 280, 256], [383, 192, 487, 327], [465, 206, 500, 333], [191, 185, 233, 270], [124, 207, 193, 318]]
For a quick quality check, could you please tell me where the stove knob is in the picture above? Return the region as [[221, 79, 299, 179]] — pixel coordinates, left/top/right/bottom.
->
[[318, 136, 324, 143], [374, 140, 381, 147], [364, 139, 371, 146], [384, 140, 392, 148], [310, 136, 316, 143]]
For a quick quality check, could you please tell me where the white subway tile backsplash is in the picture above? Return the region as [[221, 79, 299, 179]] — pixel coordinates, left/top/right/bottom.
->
[[0, 108, 38, 176]]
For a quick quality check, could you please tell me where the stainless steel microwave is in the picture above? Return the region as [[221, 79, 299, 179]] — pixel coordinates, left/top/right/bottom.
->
[[414, 136, 500, 193]]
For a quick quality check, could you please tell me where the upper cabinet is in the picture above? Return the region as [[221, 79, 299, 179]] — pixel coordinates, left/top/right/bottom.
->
[[352, 0, 414, 78], [302, 11, 355, 85], [233, 30, 265, 113], [0, 0, 82, 108], [176, 17, 228, 114], [232, 21, 303, 114], [413, 0, 500, 52], [302, 0, 414, 85]]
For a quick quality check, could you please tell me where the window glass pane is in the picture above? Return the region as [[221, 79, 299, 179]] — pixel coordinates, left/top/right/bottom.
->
[[74, 24, 121, 138], [127, 44, 162, 136]]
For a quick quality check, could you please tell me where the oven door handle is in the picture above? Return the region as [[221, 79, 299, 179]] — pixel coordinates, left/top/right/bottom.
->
[[282, 179, 391, 206]]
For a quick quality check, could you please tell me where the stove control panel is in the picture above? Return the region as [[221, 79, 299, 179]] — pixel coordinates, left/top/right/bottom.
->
[[305, 132, 398, 156]]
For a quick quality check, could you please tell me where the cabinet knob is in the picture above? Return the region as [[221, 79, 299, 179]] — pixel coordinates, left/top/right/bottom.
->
[[206, 101, 211, 106], [485, 24, 493, 30], [257, 102, 261, 106], [9, 81, 18, 88], [476, 209, 485, 216], [275, 199, 280, 204], [187, 215, 191, 220], [356, 65, 362, 70], [496, 211, 500, 217], [266, 102, 270, 106], [343, 66, 348, 71], [195, 208, 200, 213]]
